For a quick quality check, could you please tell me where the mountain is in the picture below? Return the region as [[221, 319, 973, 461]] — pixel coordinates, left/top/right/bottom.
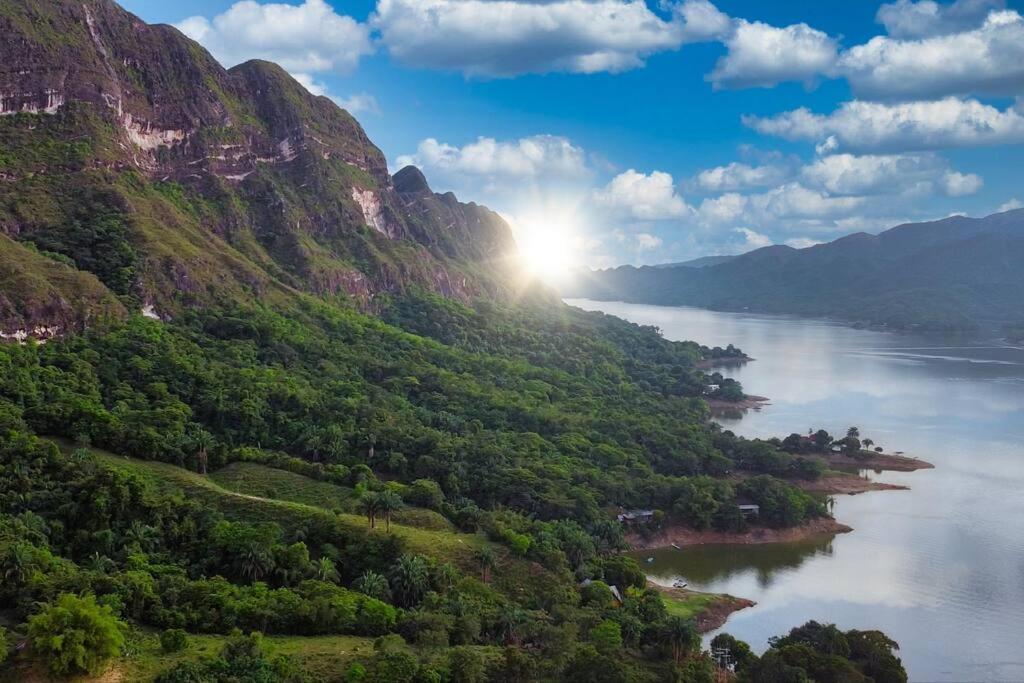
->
[[652, 254, 738, 269], [567, 209, 1024, 331], [0, 0, 519, 339]]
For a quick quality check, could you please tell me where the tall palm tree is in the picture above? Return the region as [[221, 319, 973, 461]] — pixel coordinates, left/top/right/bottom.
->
[[665, 616, 699, 665], [474, 547, 496, 584], [862, 438, 874, 451], [358, 491, 381, 529], [239, 542, 274, 582], [2, 543, 32, 585], [376, 489, 404, 532], [192, 430, 215, 475]]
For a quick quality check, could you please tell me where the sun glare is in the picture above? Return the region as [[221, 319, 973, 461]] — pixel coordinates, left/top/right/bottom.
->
[[511, 212, 580, 286]]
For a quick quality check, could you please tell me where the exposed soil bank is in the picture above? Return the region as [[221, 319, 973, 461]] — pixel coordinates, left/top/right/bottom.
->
[[651, 583, 756, 633], [825, 451, 933, 472], [707, 395, 770, 413], [627, 517, 852, 551], [696, 355, 754, 370], [797, 474, 908, 495]]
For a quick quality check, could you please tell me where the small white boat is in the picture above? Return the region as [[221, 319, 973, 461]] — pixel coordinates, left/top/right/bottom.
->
[[646, 556, 655, 563], [672, 580, 688, 589], [670, 543, 681, 549]]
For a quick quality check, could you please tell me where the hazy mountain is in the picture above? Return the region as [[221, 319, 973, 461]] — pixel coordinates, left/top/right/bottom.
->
[[567, 210, 1024, 331], [0, 0, 518, 338]]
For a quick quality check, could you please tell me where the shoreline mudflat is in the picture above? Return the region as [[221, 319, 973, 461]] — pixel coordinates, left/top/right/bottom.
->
[[650, 583, 756, 633], [706, 395, 770, 412], [696, 355, 754, 370], [627, 517, 852, 551], [825, 451, 934, 472]]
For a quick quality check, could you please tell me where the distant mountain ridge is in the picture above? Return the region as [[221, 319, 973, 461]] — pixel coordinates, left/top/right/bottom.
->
[[0, 0, 519, 338], [566, 209, 1024, 331]]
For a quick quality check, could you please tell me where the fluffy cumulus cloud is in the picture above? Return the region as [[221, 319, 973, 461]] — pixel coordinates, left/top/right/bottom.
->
[[840, 9, 1024, 100], [998, 198, 1023, 212], [696, 162, 791, 192], [745, 97, 1024, 152], [291, 74, 380, 114], [709, 19, 839, 89], [372, 0, 710, 77], [800, 153, 950, 196], [177, 0, 372, 73], [876, 0, 1005, 38], [734, 227, 772, 249], [396, 136, 588, 179], [940, 170, 984, 195], [786, 237, 824, 249], [593, 170, 693, 220], [636, 233, 664, 250]]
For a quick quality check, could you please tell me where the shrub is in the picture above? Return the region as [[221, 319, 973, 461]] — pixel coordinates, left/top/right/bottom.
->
[[160, 628, 189, 653], [27, 593, 126, 676]]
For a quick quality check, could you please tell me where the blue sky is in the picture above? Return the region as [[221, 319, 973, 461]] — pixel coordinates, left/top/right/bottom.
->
[[122, 0, 1024, 271]]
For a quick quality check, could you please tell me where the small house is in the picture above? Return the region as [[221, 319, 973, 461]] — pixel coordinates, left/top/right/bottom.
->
[[831, 445, 843, 453], [617, 509, 655, 523], [737, 504, 760, 516]]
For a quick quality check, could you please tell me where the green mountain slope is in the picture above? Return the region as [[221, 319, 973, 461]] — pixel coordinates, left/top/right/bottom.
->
[[569, 209, 1024, 331], [0, 0, 519, 339]]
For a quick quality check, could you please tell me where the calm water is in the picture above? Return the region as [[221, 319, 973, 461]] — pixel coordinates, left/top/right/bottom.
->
[[567, 299, 1024, 682]]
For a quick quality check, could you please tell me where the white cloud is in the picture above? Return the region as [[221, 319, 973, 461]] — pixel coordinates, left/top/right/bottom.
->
[[940, 170, 983, 195], [709, 19, 838, 89], [675, 0, 733, 42], [800, 153, 949, 195], [745, 97, 1024, 152], [291, 73, 380, 114], [636, 233, 664, 250], [372, 0, 707, 77], [177, 0, 372, 73], [696, 162, 790, 191], [734, 227, 773, 249], [748, 183, 865, 220], [840, 10, 1024, 100], [396, 136, 588, 179], [334, 93, 381, 115], [593, 170, 692, 220], [786, 237, 824, 248], [698, 193, 748, 224], [998, 197, 1023, 211], [876, 0, 1005, 39]]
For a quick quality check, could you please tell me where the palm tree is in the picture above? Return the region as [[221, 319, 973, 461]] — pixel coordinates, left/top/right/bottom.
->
[[474, 547, 496, 584], [86, 552, 115, 574], [358, 491, 381, 529], [435, 562, 459, 594], [862, 438, 874, 451], [192, 430, 214, 475], [376, 489, 404, 532], [124, 521, 158, 551], [665, 616, 699, 665], [847, 426, 860, 439], [238, 542, 274, 582], [299, 425, 326, 462], [389, 554, 430, 607], [313, 557, 339, 583], [354, 570, 391, 601], [2, 543, 32, 585], [496, 605, 527, 645]]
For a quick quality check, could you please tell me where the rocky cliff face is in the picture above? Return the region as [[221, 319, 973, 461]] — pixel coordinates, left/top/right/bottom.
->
[[0, 0, 520, 337]]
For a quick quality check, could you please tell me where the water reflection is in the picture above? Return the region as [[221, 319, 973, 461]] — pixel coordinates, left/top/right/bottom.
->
[[567, 300, 1024, 683], [632, 536, 836, 590]]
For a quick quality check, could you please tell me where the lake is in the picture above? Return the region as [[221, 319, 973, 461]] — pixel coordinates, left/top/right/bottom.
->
[[566, 299, 1024, 682]]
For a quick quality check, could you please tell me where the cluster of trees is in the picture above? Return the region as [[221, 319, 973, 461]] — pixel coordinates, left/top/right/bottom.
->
[[0, 291, 855, 679], [780, 427, 884, 459], [713, 620, 907, 683]]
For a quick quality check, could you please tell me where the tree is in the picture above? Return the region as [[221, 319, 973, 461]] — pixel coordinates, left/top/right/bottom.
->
[[474, 546, 496, 584], [862, 438, 874, 451], [389, 555, 430, 607], [191, 429, 215, 475], [847, 426, 860, 439], [589, 620, 623, 655], [238, 542, 274, 581], [359, 492, 381, 529], [376, 489, 404, 532], [448, 646, 487, 683], [354, 571, 391, 602], [28, 593, 125, 676], [664, 616, 700, 665], [313, 557, 340, 583]]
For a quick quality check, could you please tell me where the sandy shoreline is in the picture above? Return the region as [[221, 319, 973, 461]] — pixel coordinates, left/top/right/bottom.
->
[[627, 517, 852, 550]]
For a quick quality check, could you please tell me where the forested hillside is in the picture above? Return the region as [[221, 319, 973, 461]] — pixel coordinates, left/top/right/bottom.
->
[[0, 0, 909, 679], [568, 209, 1024, 332]]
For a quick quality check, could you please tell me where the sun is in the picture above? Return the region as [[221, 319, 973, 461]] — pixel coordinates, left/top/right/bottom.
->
[[510, 211, 580, 286]]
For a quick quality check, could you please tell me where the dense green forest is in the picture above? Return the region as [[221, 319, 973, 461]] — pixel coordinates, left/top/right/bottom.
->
[[0, 291, 900, 681]]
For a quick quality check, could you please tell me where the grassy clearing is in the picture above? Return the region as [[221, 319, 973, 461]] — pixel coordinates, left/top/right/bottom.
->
[[660, 590, 720, 620], [82, 446, 483, 564]]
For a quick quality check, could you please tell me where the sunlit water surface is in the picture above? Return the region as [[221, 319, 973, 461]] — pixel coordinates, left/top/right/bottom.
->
[[566, 299, 1024, 682]]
